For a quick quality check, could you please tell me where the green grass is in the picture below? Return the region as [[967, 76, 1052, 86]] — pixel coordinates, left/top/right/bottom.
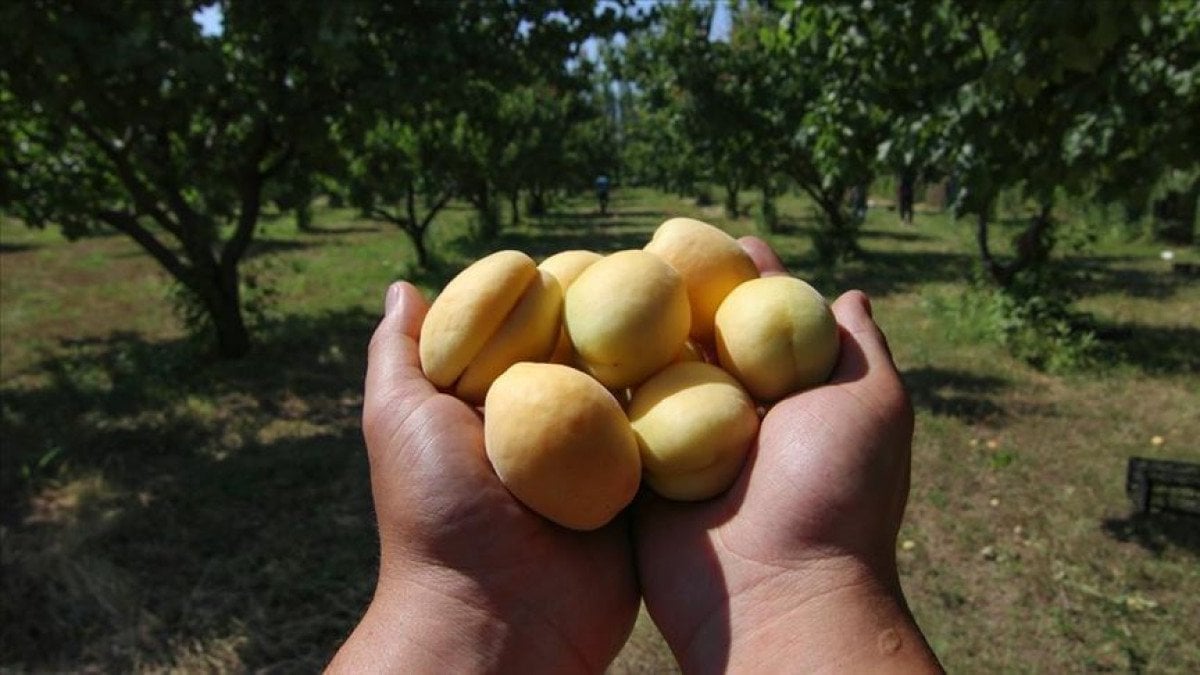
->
[[2, 192, 1198, 672]]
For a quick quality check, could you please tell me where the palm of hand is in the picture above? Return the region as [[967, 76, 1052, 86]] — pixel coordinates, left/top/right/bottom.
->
[[634, 290, 913, 665], [363, 287, 637, 670]]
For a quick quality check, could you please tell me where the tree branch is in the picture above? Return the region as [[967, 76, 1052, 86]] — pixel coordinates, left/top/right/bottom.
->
[[368, 206, 406, 226], [261, 142, 295, 179], [220, 118, 277, 270], [417, 190, 455, 233], [150, 126, 208, 245], [221, 170, 263, 271], [67, 111, 185, 242], [98, 209, 193, 285]]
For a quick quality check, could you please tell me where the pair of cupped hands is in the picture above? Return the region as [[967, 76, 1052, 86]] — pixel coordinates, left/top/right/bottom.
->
[[328, 238, 940, 674]]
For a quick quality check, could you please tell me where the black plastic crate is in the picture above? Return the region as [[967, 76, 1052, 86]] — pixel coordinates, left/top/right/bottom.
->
[[1126, 457, 1200, 516]]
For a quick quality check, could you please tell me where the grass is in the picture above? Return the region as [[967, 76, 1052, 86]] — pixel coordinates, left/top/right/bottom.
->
[[2, 190, 1198, 672]]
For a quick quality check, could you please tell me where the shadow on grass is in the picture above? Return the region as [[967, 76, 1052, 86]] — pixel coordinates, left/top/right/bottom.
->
[[859, 228, 935, 243], [0, 309, 384, 671], [0, 243, 40, 254], [244, 239, 323, 260], [1102, 512, 1200, 556], [1091, 320, 1200, 376], [301, 225, 381, 235], [902, 366, 1012, 422], [1068, 257, 1188, 301], [441, 222, 658, 264], [522, 208, 665, 236], [759, 213, 822, 235], [781, 248, 976, 299], [539, 209, 665, 222]]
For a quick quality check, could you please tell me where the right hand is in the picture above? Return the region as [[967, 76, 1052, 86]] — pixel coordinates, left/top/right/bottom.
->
[[633, 237, 941, 673]]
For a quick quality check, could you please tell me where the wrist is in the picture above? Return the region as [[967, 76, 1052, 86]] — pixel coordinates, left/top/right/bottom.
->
[[327, 570, 506, 673], [329, 561, 599, 674], [679, 555, 940, 674]]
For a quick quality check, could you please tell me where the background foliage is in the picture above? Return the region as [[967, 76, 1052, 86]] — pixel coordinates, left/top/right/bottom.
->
[[1, 1, 1198, 671]]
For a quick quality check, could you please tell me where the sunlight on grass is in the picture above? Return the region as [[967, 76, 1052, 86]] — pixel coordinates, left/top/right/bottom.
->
[[2, 190, 1198, 672]]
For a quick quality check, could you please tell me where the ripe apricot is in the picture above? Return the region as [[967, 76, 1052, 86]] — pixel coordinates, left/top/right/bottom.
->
[[628, 362, 759, 501], [564, 250, 690, 389], [485, 363, 641, 530], [644, 217, 759, 343], [419, 250, 561, 404], [714, 276, 839, 401]]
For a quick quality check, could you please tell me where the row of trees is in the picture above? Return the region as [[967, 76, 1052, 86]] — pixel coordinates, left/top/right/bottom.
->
[[3, 1, 1198, 360], [1, 1, 636, 356], [614, 0, 1199, 274]]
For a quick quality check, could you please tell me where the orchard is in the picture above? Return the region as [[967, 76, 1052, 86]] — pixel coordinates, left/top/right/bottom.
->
[[1, 0, 1196, 672]]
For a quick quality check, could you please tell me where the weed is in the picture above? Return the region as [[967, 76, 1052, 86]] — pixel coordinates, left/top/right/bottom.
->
[[989, 450, 1018, 470], [923, 268, 1098, 373]]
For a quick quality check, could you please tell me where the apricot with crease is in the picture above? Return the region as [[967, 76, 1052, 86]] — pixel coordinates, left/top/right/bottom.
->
[[628, 362, 758, 501], [485, 363, 642, 530], [419, 250, 562, 404], [714, 276, 840, 402]]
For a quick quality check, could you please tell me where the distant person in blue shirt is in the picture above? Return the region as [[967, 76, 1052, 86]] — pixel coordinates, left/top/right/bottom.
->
[[595, 174, 611, 216]]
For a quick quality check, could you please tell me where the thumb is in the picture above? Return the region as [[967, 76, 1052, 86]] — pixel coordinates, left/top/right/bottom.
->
[[828, 290, 900, 385], [364, 282, 434, 440]]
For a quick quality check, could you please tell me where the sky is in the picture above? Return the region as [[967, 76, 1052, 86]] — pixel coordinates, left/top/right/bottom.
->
[[192, 1, 732, 45], [194, 4, 222, 36]]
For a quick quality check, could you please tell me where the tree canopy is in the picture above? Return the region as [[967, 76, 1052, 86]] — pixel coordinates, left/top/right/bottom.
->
[[1, 1, 365, 356]]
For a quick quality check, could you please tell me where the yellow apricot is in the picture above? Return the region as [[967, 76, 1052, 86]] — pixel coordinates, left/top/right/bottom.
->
[[485, 363, 642, 531], [715, 276, 840, 401], [539, 249, 604, 286], [455, 269, 562, 404], [564, 250, 690, 389], [644, 217, 759, 343], [538, 250, 603, 365], [628, 362, 759, 501], [419, 250, 537, 389]]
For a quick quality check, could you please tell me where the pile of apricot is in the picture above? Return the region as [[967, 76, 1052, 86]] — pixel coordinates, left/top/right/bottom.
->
[[418, 218, 839, 530]]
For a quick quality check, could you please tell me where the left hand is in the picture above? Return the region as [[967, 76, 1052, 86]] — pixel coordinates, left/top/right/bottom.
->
[[328, 281, 639, 674]]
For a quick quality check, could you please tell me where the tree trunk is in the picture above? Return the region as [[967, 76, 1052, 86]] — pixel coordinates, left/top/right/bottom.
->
[[1152, 180, 1198, 244], [759, 184, 780, 233], [976, 204, 1055, 289], [396, 184, 453, 270], [473, 182, 499, 239], [825, 203, 860, 261], [724, 180, 740, 218], [295, 202, 314, 232], [806, 183, 861, 264], [509, 190, 520, 228], [528, 188, 547, 217], [197, 265, 251, 358], [213, 299, 249, 357], [408, 230, 430, 269], [404, 184, 431, 269]]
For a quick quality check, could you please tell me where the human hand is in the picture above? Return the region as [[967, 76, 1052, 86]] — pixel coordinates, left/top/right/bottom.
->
[[634, 238, 941, 673], [328, 282, 638, 674]]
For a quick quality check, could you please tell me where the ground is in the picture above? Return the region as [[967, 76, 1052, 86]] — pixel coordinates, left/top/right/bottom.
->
[[1, 189, 1197, 672]]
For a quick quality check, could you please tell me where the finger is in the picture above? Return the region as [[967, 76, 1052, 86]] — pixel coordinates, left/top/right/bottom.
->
[[828, 290, 898, 384], [364, 282, 434, 431], [737, 236, 788, 277]]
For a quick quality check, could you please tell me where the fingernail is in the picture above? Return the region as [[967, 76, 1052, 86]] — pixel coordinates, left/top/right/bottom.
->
[[384, 283, 402, 316]]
